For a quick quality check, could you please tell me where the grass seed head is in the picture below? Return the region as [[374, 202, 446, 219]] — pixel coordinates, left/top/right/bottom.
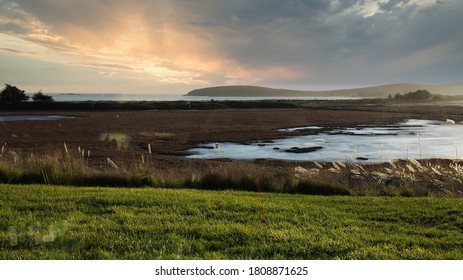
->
[[406, 164, 416, 173], [408, 158, 422, 168], [431, 166, 442, 176], [389, 160, 397, 170], [106, 158, 119, 169], [384, 168, 395, 174]]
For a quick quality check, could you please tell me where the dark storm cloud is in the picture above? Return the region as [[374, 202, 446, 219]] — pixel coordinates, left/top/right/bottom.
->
[[160, 0, 463, 84], [223, 0, 463, 85]]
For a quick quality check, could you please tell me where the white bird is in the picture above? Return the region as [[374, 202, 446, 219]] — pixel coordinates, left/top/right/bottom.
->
[[213, 143, 221, 156], [446, 119, 455, 124]]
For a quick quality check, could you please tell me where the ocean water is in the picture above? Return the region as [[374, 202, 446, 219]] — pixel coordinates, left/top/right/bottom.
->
[[49, 93, 361, 102], [187, 119, 463, 162], [50, 94, 184, 102]]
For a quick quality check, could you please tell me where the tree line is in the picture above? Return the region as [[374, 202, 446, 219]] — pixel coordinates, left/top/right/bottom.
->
[[390, 89, 435, 101], [0, 84, 54, 102]]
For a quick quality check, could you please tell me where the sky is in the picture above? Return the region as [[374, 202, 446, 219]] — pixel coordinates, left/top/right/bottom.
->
[[0, 0, 462, 94]]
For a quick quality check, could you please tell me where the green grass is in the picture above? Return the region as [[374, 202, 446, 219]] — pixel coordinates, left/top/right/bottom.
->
[[1, 184, 462, 260]]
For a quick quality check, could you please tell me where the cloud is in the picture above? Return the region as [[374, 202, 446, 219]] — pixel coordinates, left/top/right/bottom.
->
[[74, 63, 136, 71], [97, 71, 116, 77], [0, 0, 462, 92], [0, 47, 36, 55]]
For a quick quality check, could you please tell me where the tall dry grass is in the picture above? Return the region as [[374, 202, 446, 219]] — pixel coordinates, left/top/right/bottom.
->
[[0, 143, 462, 196], [293, 158, 463, 197]]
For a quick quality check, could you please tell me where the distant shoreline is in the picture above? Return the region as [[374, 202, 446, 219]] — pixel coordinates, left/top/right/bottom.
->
[[187, 83, 463, 98], [46, 93, 362, 102]]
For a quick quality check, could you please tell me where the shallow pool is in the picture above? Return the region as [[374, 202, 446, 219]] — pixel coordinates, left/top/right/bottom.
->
[[187, 119, 463, 162], [0, 115, 74, 121]]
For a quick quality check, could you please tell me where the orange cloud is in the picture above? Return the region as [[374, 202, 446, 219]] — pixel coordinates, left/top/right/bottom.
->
[[0, 2, 301, 88]]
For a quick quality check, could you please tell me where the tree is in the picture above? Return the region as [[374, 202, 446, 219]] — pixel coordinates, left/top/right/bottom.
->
[[32, 90, 54, 102], [404, 89, 432, 100], [0, 84, 30, 102], [393, 90, 432, 101]]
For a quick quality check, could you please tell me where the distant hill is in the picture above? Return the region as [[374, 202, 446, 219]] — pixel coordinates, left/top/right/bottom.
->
[[187, 83, 463, 98]]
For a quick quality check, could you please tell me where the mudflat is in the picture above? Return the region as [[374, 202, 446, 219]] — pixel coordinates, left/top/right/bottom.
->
[[0, 103, 461, 168]]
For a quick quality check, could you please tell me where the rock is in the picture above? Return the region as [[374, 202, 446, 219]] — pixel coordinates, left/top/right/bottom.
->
[[356, 157, 369, 161], [285, 146, 323, 153]]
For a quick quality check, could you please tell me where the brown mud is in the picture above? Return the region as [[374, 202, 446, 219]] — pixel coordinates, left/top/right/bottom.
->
[[1, 103, 462, 170]]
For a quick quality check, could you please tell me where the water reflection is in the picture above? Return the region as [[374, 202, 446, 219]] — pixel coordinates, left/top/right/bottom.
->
[[187, 119, 463, 162]]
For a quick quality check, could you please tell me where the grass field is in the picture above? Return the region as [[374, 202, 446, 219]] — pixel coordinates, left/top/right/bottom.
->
[[1, 184, 462, 260]]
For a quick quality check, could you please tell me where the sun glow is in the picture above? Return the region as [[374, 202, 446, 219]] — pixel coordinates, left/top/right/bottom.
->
[[0, 7, 224, 91]]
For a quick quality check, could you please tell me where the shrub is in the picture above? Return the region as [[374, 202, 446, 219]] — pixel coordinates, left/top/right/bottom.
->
[[394, 89, 432, 101], [0, 84, 30, 102], [32, 91, 54, 102]]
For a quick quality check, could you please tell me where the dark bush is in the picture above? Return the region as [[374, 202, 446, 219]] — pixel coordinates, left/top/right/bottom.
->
[[394, 90, 432, 101], [32, 91, 54, 102], [0, 84, 30, 102]]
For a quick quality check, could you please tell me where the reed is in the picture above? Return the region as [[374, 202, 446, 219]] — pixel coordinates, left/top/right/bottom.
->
[[0, 146, 462, 197], [417, 134, 422, 160], [455, 144, 460, 174], [106, 158, 119, 170], [380, 143, 384, 162]]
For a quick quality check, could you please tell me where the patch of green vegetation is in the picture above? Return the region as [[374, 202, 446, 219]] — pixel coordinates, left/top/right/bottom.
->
[[1, 185, 462, 259], [99, 133, 131, 150]]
